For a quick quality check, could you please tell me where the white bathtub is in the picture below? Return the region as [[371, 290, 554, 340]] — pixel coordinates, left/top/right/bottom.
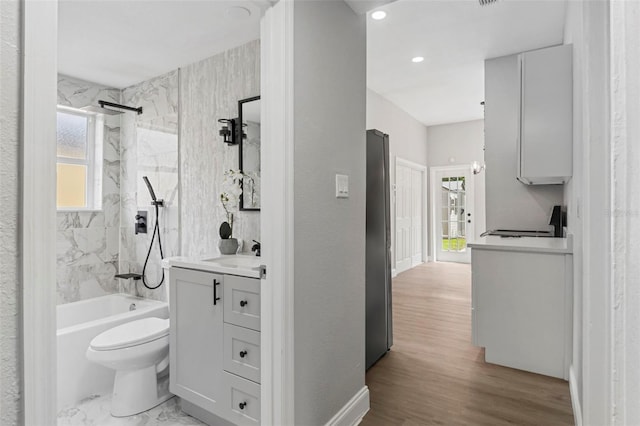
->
[[56, 294, 168, 411]]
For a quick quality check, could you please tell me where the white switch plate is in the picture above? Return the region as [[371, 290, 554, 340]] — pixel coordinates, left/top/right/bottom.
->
[[336, 174, 349, 198]]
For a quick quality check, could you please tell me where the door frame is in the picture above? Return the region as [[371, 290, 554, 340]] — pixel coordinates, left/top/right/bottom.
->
[[430, 165, 474, 263], [22, 2, 293, 424], [394, 157, 427, 273]]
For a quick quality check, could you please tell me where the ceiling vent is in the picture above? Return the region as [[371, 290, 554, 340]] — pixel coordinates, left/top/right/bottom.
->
[[479, 0, 498, 5]]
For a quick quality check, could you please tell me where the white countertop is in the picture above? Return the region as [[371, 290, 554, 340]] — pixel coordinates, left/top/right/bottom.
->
[[467, 234, 573, 254], [162, 254, 262, 278]]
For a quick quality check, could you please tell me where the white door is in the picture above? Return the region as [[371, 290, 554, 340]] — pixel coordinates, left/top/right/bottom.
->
[[411, 169, 423, 267], [433, 167, 473, 263], [395, 160, 425, 274]]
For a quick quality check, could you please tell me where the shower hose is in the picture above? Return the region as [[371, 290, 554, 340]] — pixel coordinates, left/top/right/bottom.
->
[[142, 202, 165, 290]]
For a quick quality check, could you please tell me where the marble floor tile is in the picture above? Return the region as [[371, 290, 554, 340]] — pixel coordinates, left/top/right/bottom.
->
[[58, 394, 205, 426]]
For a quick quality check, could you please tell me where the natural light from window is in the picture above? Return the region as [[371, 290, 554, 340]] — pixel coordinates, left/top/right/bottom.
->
[[56, 106, 103, 210]]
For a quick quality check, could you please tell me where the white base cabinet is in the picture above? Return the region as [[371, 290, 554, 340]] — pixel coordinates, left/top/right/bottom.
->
[[170, 267, 261, 426], [471, 248, 572, 379]]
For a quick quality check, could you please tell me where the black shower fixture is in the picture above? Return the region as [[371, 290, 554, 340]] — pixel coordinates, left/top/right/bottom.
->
[[81, 100, 143, 115]]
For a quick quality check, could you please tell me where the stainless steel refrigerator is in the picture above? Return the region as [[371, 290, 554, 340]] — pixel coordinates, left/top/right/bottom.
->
[[366, 129, 393, 370]]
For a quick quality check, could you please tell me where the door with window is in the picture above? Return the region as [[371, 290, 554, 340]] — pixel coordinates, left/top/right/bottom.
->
[[433, 167, 473, 263]]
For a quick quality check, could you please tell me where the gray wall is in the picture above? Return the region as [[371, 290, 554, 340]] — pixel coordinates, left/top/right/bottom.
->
[[427, 119, 486, 251], [366, 88, 428, 264], [180, 40, 261, 258], [484, 54, 564, 231], [0, 0, 22, 423], [293, 1, 367, 424]]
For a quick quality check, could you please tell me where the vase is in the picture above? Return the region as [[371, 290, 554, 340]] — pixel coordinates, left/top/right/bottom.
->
[[218, 238, 239, 255]]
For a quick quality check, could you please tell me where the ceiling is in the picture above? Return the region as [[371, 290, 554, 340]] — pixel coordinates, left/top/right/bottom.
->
[[58, 0, 269, 89], [367, 0, 567, 126]]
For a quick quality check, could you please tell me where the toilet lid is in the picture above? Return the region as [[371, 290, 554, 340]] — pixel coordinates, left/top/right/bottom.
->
[[90, 317, 169, 351]]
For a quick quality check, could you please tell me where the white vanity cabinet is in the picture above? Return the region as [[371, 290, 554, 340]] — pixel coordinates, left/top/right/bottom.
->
[[169, 266, 261, 426], [517, 44, 572, 184], [169, 268, 225, 413]]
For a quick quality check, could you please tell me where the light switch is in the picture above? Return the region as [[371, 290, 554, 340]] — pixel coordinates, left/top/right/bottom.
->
[[336, 174, 349, 198]]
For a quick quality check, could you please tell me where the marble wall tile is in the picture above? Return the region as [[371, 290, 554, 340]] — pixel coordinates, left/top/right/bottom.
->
[[179, 40, 261, 258], [56, 75, 121, 305], [119, 70, 180, 302]]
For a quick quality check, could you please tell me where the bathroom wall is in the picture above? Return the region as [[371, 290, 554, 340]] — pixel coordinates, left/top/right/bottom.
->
[[120, 70, 180, 301], [180, 40, 261, 257], [0, 0, 22, 421], [56, 75, 122, 304]]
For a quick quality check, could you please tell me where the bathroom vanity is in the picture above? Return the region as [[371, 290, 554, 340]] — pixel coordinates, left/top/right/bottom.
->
[[166, 255, 262, 426]]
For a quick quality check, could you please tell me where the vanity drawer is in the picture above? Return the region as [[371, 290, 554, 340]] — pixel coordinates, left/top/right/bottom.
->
[[224, 323, 260, 383], [222, 371, 261, 426], [224, 275, 260, 331]]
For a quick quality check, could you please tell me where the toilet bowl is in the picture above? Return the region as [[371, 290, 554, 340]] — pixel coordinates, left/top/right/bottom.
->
[[86, 317, 172, 417]]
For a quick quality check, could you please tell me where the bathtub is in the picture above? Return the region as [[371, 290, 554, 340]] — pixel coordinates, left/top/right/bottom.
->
[[57, 293, 168, 411]]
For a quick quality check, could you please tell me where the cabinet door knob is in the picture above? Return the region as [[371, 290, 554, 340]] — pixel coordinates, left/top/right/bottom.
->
[[240, 350, 248, 358], [240, 300, 248, 307], [239, 402, 247, 410]]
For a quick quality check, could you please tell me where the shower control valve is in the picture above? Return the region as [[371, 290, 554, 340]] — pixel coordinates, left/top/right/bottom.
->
[[135, 211, 148, 235]]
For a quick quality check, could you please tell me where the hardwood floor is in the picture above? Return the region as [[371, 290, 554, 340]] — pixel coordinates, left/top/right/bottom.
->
[[361, 262, 574, 426]]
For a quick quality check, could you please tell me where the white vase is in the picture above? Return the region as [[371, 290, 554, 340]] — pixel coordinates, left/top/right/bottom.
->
[[218, 238, 238, 255]]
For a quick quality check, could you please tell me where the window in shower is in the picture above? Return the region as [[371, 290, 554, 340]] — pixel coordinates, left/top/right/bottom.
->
[[56, 106, 103, 210]]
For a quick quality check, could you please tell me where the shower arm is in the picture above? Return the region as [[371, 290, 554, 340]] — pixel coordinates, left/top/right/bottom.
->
[[98, 100, 143, 115]]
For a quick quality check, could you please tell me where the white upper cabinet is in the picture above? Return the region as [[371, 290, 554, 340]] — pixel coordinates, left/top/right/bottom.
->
[[517, 44, 573, 185]]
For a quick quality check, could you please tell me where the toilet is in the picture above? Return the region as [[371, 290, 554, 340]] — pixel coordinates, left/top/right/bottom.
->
[[86, 317, 172, 417]]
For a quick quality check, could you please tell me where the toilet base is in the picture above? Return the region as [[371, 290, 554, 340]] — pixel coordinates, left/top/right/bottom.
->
[[111, 366, 172, 417]]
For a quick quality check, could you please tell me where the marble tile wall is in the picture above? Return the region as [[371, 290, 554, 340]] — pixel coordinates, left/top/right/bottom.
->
[[56, 75, 121, 305], [180, 40, 261, 258], [120, 70, 180, 302]]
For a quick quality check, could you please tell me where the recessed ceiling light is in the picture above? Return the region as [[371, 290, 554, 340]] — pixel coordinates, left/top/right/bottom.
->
[[371, 10, 387, 20], [412, 56, 424, 63]]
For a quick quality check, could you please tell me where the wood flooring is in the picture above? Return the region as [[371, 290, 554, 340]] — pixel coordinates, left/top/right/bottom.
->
[[361, 262, 574, 426]]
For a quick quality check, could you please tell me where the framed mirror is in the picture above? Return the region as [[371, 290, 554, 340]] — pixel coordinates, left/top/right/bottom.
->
[[238, 96, 261, 211]]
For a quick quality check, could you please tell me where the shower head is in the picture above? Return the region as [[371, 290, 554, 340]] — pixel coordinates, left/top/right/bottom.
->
[[142, 176, 158, 202], [81, 100, 143, 115], [142, 176, 164, 206]]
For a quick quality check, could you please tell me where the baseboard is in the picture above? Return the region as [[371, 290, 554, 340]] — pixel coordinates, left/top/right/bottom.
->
[[427, 256, 433, 262], [391, 269, 397, 278], [569, 365, 583, 426], [325, 386, 370, 426]]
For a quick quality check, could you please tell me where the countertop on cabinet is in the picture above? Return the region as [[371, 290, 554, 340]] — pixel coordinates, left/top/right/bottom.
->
[[468, 235, 572, 254], [162, 254, 262, 278]]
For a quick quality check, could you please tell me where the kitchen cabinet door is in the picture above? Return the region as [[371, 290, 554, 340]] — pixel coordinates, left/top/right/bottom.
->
[[517, 44, 572, 184]]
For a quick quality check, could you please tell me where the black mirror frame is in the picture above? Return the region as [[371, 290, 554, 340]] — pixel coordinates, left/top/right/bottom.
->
[[238, 95, 261, 211]]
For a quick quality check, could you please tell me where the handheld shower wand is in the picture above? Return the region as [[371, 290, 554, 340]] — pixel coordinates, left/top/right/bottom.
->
[[143, 176, 164, 206], [141, 176, 164, 290]]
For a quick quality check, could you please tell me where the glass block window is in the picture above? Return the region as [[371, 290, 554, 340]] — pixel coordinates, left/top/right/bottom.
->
[[56, 106, 103, 210]]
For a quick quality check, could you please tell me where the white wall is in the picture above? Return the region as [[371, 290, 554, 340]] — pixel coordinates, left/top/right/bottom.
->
[[562, 1, 585, 420], [427, 119, 486, 255], [366, 88, 428, 264], [0, 0, 23, 422], [484, 53, 564, 231], [293, 1, 367, 424], [609, 1, 640, 424]]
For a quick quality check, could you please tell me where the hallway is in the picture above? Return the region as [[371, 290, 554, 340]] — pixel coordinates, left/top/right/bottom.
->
[[361, 262, 574, 425]]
